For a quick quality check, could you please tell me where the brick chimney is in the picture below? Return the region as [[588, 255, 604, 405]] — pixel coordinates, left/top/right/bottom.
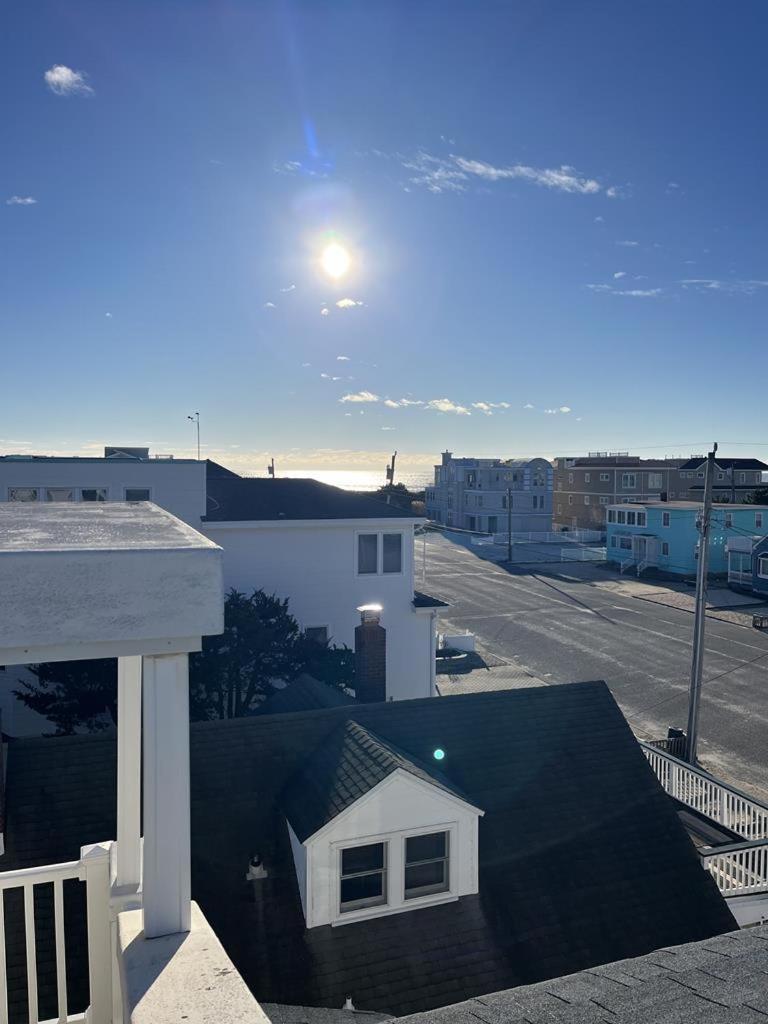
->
[[354, 604, 386, 703]]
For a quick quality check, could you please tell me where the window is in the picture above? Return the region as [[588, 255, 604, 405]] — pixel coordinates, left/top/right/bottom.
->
[[757, 512, 763, 529], [662, 511, 671, 527], [717, 472, 725, 481], [584, 495, 590, 505], [725, 513, 733, 528], [81, 488, 108, 502], [662, 542, 670, 556], [568, 495, 573, 505], [619, 536, 632, 550], [305, 626, 329, 645], [759, 556, 768, 579], [637, 512, 647, 527], [739, 472, 746, 484], [8, 487, 39, 501], [617, 510, 626, 524], [599, 496, 609, 505], [600, 473, 610, 482], [340, 842, 387, 912], [357, 534, 378, 574], [124, 488, 151, 502], [45, 487, 75, 502], [610, 536, 617, 547], [584, 473, 591, 483], [697, 472, 705, 479], [382, 533, 402, 573], [404, 832, 449, 900], [568, 473, 574, 484], [557, 504, 562, 515], [627, 511, 636, 525], [608, 509, 617, 523], [648, 473, 663, 489], [621, 473, 637, 489]]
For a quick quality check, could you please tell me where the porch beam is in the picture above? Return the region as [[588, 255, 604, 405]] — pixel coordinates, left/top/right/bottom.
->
[[142, 652, 192, 938], [116, 656, 143, 890]]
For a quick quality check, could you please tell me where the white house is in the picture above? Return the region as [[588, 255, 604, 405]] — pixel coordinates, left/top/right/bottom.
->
[[0, 449, 440, 726]]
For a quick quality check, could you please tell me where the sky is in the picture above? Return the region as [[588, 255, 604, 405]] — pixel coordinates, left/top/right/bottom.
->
[[2, 0, 768, 475]]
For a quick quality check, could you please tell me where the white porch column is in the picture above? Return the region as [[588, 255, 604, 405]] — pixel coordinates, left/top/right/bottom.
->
[[142, 653, 192, 938], [116, 655, 142, 890]]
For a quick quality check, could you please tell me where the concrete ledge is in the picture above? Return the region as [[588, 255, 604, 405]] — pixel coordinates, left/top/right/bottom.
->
[[117, 901, 270, 1024]]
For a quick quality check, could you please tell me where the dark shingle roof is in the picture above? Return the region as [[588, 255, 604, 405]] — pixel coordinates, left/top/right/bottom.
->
[[203, 477, 420, 522], [1, 683, 736, 1017], [398, 925, 768, 1024], [257, 675, 356, 716], [283, 720, 475, 841], [679, 457, 768, 471], [412, 591, 449, 609]]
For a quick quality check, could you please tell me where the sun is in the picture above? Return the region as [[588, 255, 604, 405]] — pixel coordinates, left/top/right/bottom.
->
[[321, 242, 351, 280]]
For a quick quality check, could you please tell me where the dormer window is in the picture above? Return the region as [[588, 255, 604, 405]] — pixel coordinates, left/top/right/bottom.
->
[[283, 720, 483, 928]]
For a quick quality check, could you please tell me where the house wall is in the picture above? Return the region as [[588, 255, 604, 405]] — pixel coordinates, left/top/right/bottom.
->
[[287, 821, 308, 918], [606, 505, 766, 576], [200, 520, 433, 702], [553, 459, 681, 532], [752, 536, 768, 597], [0, 459, 207, 525], [300, 771, 480, 928]]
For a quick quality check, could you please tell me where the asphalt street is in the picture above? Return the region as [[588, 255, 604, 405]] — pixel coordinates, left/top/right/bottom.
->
[[421, 531, 768, 802]]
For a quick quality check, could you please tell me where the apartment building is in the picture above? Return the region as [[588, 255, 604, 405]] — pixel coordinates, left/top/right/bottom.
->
[[553, 454, 683, 531], [675, 456, 767, 502], [425, 451, 553, 533]]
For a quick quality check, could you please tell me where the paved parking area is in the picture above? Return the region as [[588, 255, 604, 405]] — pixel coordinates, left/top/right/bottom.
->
[[423, 531, 768, 802]]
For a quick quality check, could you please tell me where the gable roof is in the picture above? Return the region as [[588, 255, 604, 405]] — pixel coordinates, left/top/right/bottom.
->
[[1, 683, 735, 1017], [257, 675, 356, 716], [397, 924, 768, 1024], [204, 477, 421, 522], [679, 457, 768, 471], [283, 719, 476, 842]]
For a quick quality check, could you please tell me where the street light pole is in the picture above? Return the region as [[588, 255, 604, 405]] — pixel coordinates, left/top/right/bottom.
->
[[507, 487, 512, 563], [187, 412, 200, 461], [686, 442, 717, 764]]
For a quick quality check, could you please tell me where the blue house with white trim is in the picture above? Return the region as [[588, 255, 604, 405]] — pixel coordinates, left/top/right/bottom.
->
[[605, 501, 767, 580]]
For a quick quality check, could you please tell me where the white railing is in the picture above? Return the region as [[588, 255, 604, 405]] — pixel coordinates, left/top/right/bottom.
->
[[641, 744, 768, 841], [728, 569, 753, 586], [493, 529, 604, 545], [0, 842, 112, 1024], [701, 840, 768, 896], [561, 546, 606, 562], [619, 558, 635, 574]]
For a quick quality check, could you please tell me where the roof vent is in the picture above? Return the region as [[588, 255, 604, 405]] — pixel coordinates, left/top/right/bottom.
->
[[104, 446, 149, 460], [246, 853, 268, 881]]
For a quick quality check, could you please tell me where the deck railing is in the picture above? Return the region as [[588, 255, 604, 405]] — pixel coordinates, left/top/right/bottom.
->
[[0, 842, 112, 1024], [641, 743, 768, 899]]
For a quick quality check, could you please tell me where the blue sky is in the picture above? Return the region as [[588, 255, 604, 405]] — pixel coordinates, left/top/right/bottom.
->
[[3, 1, 767, 473]]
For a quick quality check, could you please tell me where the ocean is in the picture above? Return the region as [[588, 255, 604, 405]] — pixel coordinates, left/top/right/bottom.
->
[[245, 469, 432, 492]]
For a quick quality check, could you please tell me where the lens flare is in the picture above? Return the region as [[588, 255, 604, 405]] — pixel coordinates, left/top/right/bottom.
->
[[433, 748, 445, 761], [321, 242, 351, 279]]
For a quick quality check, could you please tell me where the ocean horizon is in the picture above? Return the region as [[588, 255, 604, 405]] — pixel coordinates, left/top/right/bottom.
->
[[244, 468, 432, 492]]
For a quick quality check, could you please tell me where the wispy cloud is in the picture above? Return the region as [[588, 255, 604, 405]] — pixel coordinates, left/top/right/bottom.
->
[[391, 150, 612, 197], [544, 406, 573, 415], [471, 401, 511, 415], [280, 284, 296, 292], [680, 278, 768, 295], [381, 426, 396, 431], [523, 403, 534, 410], [336, 298, 364, 309], [44, 64, 93, 96], [613, 271, 626, 279], [320, 307, 330, 316], [340, 390, 379, 403], [263, 301, 276, 309], [383, 397, 424, 408], [426, 397, 471, 415], [616, 240, 640, 247], [336, 355, 350, 361], [6, 195, 37, 205], [105, 312, 113, 318], [321, 373, 342, 381], [587, 284, 661, 297]]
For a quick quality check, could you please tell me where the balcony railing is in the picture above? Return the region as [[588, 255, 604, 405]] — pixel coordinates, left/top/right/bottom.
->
[[0, 843, 112, 1024], [641, 743, 768, 902]]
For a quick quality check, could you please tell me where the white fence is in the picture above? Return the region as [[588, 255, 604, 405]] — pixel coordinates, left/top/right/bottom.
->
[[702, 840, 768, 896], [0, 843, 112, 1024], [493, 529, 604, 545], [561, 546, 606, 562]]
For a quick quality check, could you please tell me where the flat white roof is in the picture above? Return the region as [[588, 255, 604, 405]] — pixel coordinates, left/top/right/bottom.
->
[[0, 503, 223, 663], [0, 501, 218, 552]]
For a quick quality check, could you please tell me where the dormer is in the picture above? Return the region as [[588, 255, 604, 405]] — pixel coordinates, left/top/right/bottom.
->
[[283, 720, 484, 928]]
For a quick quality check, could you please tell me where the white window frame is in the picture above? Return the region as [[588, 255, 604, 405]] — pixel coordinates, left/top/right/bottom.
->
[[584, 473, 591, 483], [599, 496, 609, 505], [338, 840, 389, 915], [662, 511, 671, 528], [621, 473, 637, 489], [584, 495, 590, 505], [608, 509, 617, 523], [45, 487, 75, 502], [404, 829, 451, 901], [124, 486, 152, 502], [759, 556, 768, 580], [662, 541, 670, 556], [80, 487, 109, 502], [568, 495, 573, 505], [557, 504, 562, 515], [600, 473, 610, 482], [756, 512, 763, 529], [568, 472, 574, 484], [637, 511, 647, 527], [648, 472, 663, 490], [355, 531, 404, 577], [7, 487, 40, 502]]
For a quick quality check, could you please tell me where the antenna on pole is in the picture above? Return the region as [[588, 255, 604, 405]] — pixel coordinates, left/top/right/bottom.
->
[[685, 441, 717, 764], [186, 412, 200, 461], [384, 452, 397, 505], [267, 458, 275, 478]]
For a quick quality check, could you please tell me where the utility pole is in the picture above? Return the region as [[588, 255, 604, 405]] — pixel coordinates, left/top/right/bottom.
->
[[507, 487, 512, 563], [187, 412, 200, 460], [267, 458, 275, 478], [685, 442, 717, 765]]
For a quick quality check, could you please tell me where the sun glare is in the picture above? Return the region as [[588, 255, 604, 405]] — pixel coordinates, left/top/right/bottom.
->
[[321, 242, 351, 279]]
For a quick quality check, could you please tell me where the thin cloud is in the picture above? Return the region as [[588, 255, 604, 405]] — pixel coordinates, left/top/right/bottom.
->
[[280, 284, 296, 292], [616, 240, 640, 247], [523, 403, 534, 410], [44, 65, 93, 96], [381, 426, 396, 431], [321, 373, 342, 381], [336, 298, 364, 309], [453, 157, 602, 195], [263, 301, 276, 309], [336, 355, 350, 361], [613, 271, 626, 279], [383, 397, 424, 408], [587, 284, 661, 297], [105, 312, 113, 318], [320, 307, 330, 316], [472, 401, 511, 415], [594, 215, 604, 223], [339, 391, 379, 403], [6, 195, 37, 205], [680, 278, 768, 295], [426, 398, 471, 415]]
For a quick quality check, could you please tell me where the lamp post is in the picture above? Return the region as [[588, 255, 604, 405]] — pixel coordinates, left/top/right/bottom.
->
[[187, 412, 200, 461]]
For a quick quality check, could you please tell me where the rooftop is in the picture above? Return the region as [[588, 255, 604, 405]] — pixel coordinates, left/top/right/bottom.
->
[[679, 457, 768, 471], [610, 500, 761, 510], [204, 477, 421, 522], [399, 924, 768, 1024], [2, 682, 735, 1016]]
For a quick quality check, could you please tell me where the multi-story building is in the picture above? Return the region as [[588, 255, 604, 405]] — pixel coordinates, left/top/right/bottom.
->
[[553, 454, 684, 531], [675, 456, 767, 502], [425, 452, 552, 533]]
